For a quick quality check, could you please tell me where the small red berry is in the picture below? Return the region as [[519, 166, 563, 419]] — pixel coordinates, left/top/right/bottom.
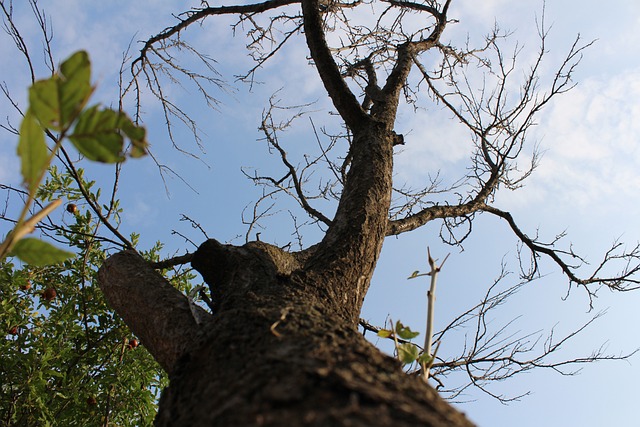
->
[[127, 339, 139, 349], [42, 288, 57, 301], [8, 326, 18, 335], [20, 281, 32, 291], [66, 203, 78, 214]]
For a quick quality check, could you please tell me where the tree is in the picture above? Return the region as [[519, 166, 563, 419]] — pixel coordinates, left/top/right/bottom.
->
[[2, 0, 639, 426], [0, 11, 166, 423]]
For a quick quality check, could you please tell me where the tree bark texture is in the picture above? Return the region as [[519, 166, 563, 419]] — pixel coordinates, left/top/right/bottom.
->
[[98, 126, 473, 424], [98, 122, 472, 425], [97, 1, 474, 424], [99, 243, 473, 426]]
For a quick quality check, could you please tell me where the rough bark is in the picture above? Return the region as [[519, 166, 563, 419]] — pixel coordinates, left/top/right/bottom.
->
[[98, 120, 473, 426], [98, 251, 209, 373], [97, 1, 475, 424], [99, 244, 473, 426]]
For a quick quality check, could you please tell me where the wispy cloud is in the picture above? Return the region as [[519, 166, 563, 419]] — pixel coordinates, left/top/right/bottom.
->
[[497, 69, 640, 214]]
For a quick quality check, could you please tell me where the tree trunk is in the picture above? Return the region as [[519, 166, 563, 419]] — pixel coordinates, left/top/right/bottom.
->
[[97, 2, 473, 423], [99, 239, 473, 426]]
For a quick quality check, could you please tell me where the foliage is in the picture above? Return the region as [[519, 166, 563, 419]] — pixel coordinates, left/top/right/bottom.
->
[[377, 320, 431, 366], [0, 50, 183, 425], [0, 165, 180, 426], [0, 51, 147, 266]]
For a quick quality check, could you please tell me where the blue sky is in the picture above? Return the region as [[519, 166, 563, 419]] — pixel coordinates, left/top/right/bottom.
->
[[1, 1, 640, 426]]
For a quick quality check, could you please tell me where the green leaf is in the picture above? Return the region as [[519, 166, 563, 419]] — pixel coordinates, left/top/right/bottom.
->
[[118, 114, 148, 158], [11, 238, 73, 266], [28, 51, 92, 131], [397, 343, 420, 364], [29, 78, 61, 130], [69, 106, 125, 162], [58, 50, 92, 127], [17, 111, 48, 191], [69, 106, 147, 162], [395, 321, 420, 340], [377, 329, 393, 339], [59, 51, 91, 89], [417, 353, 434, 366]]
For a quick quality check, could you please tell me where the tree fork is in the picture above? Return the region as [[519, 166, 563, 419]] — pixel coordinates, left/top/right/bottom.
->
[[99, 238, 474, 425], [98, 250, 210, 374]]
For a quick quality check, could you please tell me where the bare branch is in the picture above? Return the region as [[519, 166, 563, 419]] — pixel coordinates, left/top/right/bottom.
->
[[482, 204, 640, 296], [257, 98, 333, 226], [427, 268, 637, 402], [301, 0, 369, 130], [134, 0, 301, 68], [151, 252, 195, 270]]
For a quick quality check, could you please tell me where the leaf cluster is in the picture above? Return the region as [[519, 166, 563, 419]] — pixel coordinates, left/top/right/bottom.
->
[[0, 167, 180, 426], [1, 50, 148, 266], [377, 320, 432, 365]]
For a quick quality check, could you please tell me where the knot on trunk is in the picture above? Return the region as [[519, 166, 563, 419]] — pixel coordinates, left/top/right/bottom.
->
[[191, 239, 306, 311]]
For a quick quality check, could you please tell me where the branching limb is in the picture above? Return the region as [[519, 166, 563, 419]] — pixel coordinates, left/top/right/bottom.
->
[[134, 0, 301, 67], [388, 21, 593, 242], [482, 204, 640, 296], [151, 252, 195, 270], [386, 198, 484, 236], [0, 0, 37, 82], [98, 250, 210, 374], [258, 100, 333, 226], [56, 145, 135, 250], [301, 0, 369, 130], [426, 267, 637, 402], [433, 307, 637, 403], [378, 0, 451, 97]]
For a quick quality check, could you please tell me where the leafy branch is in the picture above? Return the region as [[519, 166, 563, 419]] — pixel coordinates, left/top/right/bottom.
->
[[376, 248, 449, 382], [0, 51, 148, 266]]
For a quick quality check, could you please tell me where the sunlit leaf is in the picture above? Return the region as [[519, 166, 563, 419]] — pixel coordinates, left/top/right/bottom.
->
[[69, 106, 125, 163], [11, 238, 73, 266], [395, 321, 420, 340], [418, 353, 434, 366], [29, 77, 61, 130], [408, 270, 420, 279], [59, 50, 92, 124], [28, 51, 92, 131], [377, 329, 393, 338], [118, 112, 148, 158], [69, 106, 148, 162], [397, 343, 419, 364], [17, 111, 47, 191], [59, 51, 91, 91]]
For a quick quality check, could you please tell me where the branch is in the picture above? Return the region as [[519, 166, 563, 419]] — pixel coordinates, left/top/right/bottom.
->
[[98, 250, 210, 374], [258, 100, 333, 226], [423, 248, 449, 381], [386, 196, 485, 236], [424, 268, 638, 402], [301, 0, 369, 130], [133, 0, 300, 68], [56, 145, 135, 250], [482, 204, 640, 294], [388, 23, 593, 239], [151, 252, 195, 269]]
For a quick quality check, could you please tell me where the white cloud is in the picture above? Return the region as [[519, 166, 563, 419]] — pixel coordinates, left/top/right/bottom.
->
[[496, 69, 640, 215], [122, 197, 155, 228], [394, 108, 472, 184]]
